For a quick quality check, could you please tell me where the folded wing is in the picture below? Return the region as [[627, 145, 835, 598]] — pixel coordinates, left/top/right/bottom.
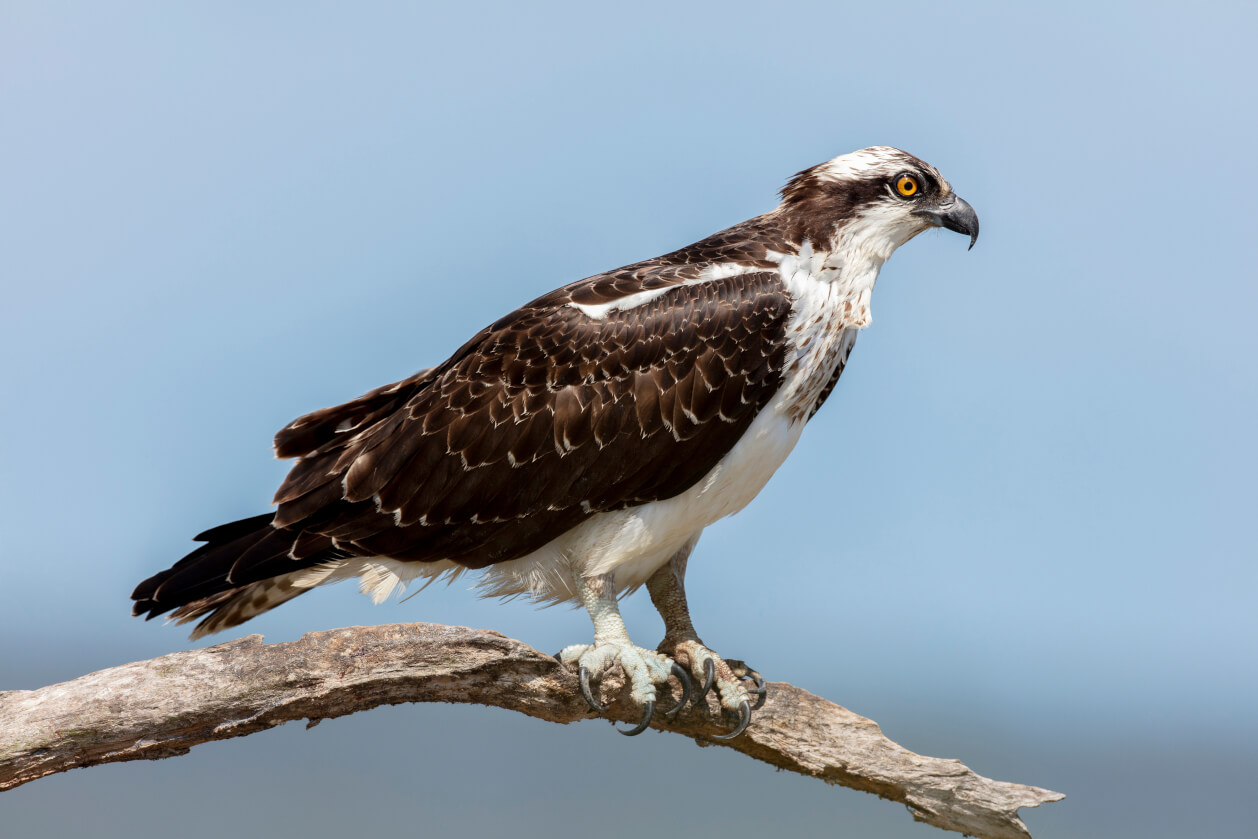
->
[[271, 270, 793, 570]]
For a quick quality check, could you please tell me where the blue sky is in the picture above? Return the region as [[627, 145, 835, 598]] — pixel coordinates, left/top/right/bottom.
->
[[2, 2, 1255, 837]]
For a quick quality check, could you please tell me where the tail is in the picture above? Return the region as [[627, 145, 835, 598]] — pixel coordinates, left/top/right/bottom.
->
[[131, 513, 339, 639]]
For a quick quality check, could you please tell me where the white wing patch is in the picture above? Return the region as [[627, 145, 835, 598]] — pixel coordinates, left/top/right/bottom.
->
[[568, 262, 767, 320], [569, 287, 674, 320]]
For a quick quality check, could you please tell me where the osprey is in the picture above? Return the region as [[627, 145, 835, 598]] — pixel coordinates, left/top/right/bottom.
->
[[133, 146, 978, 738]]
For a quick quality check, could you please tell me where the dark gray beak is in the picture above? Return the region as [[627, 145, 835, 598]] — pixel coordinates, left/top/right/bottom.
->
[[913, 195, 979, 250]]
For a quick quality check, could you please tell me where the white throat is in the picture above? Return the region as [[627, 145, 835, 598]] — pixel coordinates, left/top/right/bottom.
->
[[763, 237, 874, 422], [775, 235, 881, 324]]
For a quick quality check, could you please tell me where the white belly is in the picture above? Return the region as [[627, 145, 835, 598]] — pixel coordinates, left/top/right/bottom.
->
[[298, 406, 807, 607], [486, 405, 807, 602]]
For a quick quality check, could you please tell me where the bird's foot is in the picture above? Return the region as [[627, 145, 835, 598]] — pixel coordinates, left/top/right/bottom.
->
[[662, 640, 766, 739], [557, 642, 691, 736]]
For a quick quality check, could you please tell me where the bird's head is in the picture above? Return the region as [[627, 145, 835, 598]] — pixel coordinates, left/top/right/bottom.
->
[[778, 146, 979, 264]]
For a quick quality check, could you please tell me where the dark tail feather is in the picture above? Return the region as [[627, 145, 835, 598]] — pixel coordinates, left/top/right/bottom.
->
[[132, 513, 339, 639]]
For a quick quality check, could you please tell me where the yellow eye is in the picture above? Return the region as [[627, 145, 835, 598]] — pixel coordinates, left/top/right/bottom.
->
[[896, 175, 919, 197]]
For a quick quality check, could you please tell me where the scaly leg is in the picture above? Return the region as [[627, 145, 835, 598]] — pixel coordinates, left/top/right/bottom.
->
[[646, 539, 767, 739], [558, 571, 691, 736]]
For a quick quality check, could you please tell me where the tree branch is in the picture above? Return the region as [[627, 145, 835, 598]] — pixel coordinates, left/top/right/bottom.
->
[[0, 623, 1061, 837]]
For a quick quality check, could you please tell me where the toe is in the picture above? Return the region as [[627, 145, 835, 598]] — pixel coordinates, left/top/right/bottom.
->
[[723, 658, 768, 710], [742, 671, 767, 711], [724, 658, 761, 681], [711, 668, 752, 715], [660, 642, 764, 734], [557, 644, 592, 667], [564, 642, 686, 723], [618, 649, 663, 706], [663, 640, 717, 703]]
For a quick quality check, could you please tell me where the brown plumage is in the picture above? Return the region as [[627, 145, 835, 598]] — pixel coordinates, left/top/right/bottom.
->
[[131, 146, 978, 657], [132, 263, 794, 630]]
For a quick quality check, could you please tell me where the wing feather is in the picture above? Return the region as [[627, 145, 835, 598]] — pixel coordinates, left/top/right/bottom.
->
[[268, 269, 792, 569]]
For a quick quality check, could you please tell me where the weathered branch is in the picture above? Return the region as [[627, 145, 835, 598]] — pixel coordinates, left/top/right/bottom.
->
[[0, 623, 1061, 837]]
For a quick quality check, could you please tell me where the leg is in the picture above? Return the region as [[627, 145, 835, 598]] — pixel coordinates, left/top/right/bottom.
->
[[646, 539, 767, 739], [557, 571, 691, 735]]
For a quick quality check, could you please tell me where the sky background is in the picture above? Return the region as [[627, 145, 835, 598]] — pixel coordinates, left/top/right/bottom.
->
[[2, 2, 1255, 837]]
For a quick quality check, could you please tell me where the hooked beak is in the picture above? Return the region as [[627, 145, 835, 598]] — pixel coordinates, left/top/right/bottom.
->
[[913, 195, 979, 250]]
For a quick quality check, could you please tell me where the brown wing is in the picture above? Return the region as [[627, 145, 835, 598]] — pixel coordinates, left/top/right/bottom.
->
[[272, 369, 437, 460], [266, 270, 792, 571]]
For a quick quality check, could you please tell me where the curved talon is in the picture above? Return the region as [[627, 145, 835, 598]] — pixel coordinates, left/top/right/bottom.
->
[[665, 663, 692, 715], [695, 658, 715, 705], [579, 666, 608, 712], [618, 700, 655, 736], [712, 699, 752, 740], [742, 672, 768, 711]]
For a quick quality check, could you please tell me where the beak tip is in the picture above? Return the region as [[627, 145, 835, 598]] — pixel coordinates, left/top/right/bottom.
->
[[921, 194, 979, 251]]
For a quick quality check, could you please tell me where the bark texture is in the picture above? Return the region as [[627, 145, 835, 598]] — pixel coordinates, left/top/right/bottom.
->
[[0, 623, 1062, 838]]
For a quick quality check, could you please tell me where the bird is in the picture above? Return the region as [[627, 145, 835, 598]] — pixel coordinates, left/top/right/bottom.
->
[[132, 146, 978, 738]]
